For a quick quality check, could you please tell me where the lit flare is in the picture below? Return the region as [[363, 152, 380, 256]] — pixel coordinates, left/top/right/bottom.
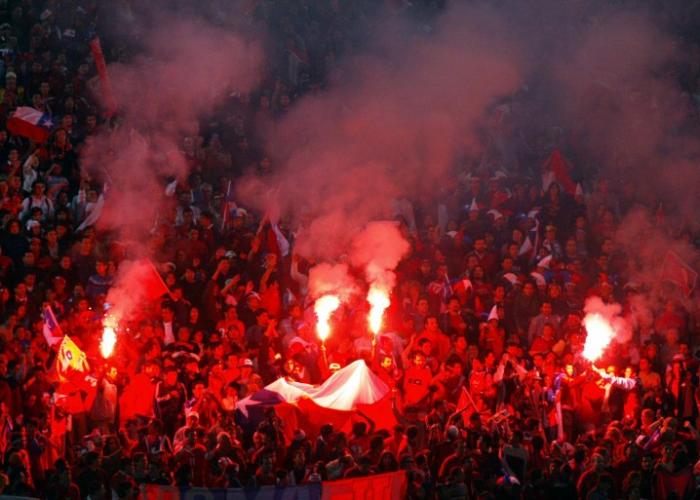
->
[[314, 295, 340, 342], [582, 313, 615, 362], [367, 286, 390, 335], [100, 316, 118, 358]]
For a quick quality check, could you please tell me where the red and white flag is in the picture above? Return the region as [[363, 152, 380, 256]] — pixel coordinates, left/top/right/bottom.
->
[[138, 258, 172, 300], [89, 36, 117, 118], [7, 107, 54, 143], [661, 251, 698, 297], [542, 148, 576, 195], [42, 305, 64, 348]]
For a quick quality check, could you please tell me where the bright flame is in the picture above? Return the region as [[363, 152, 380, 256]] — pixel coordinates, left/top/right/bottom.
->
[[100, 317, 117, 358], [582, 313, 615, 362], [367, 286, 390, 335], [314, 295, 340, 342]]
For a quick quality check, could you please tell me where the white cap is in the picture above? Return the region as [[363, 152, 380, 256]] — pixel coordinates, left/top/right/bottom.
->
[[487, 209, 503, 220], [488, 305, 499, 322], [530, 272, 546, 287], [538, 255, 553, 269]]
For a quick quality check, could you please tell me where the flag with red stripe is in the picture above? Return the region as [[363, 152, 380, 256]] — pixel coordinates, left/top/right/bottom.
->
[[661, 251, 698, 297], [7, 107, 54, 143]]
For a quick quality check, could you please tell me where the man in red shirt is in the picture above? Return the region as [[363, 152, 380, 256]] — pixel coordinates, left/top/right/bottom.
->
[[414, 316, 451, 360], [402, 351, 433, 407]]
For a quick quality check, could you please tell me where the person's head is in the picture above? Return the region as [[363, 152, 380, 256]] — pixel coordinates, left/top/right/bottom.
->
[[665, 328, 679, 346], [471, 357, 483, 372], [95, 260, 108, 277], [645, 343, 658, 359], [412, 351, 426, 368], [164, 367, 178, 385], [418, 339, 432, 357], [192, 380, 205, 400], [226, 352, 239, 370], [161, 305, 174, 322], [425, 316, 439, 333], [661, 442, 674, 462], [177, 326, 191, 342], [416, 297, 429, 315], [259, 452, 274, 472], [540, 302, 552, 316], [32, 180, 45, 196], [454, 335, 467, 352], [255, 309, 269, 326], [240, 358, 254, 374]]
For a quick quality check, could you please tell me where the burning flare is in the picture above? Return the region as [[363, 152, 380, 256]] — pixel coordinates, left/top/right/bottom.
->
[[367, 286, 390, 335], [582, 313, 615, 362], [100, 316, 118, 359], [314, 295, 340, 342]]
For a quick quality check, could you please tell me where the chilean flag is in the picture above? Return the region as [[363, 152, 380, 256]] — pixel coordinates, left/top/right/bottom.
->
[[542, 148, 576, 195], [43, 305, 64, 348], [7, 107, 55, 143]]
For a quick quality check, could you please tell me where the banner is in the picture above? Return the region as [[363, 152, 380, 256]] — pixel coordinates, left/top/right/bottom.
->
[[320, 471, 406, 500], [140, 483, 321, 500], [139, 472, 406, 500]]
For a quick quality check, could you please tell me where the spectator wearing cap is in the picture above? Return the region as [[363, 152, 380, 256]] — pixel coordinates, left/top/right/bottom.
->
[[236, 358, 255, 390]]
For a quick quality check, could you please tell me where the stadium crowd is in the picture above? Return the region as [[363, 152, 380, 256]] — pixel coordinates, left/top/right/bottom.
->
[[0, 0, 700, 499]]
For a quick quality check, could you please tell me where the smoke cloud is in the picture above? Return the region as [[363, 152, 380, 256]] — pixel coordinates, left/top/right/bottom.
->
[[584, 296, 632, 347], [105, 259, 166, 323], [308, 262, 358, 301], [83, 11, 263, 321], [82, 14, 262, 239], [237, 4, 523, 260], [351, 221, 410, 292]]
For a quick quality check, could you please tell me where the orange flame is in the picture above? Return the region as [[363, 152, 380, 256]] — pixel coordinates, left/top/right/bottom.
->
[[314, 295, 340, 342], [367, 286, 390, 335], [582, 313, 615, 362], [100, 316, 117, 358]]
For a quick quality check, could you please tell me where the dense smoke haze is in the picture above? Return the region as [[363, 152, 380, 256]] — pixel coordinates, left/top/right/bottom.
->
[[83, 12, 262, 240], [234, 0, 700, 309], [81, 8, 263, 321], [237, 4, 523, 261], [91, 0, 700, 314]]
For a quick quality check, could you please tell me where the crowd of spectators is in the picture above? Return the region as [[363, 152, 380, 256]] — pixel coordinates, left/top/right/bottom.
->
[[0, 0, 699, 499]]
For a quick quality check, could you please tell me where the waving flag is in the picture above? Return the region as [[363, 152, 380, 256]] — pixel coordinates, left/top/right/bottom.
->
[[237, 360, 394, 442], [56, 335, 89, 382], [76, 183, 109, 232], [542, 149, 576, 195], [7, 107, 54, 143], [220, 180, 237, 231], [42, 306, 64, 348], [89, 36, 117, 117], [138, 258, 171, 300], [661, 251, 698, 297]]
